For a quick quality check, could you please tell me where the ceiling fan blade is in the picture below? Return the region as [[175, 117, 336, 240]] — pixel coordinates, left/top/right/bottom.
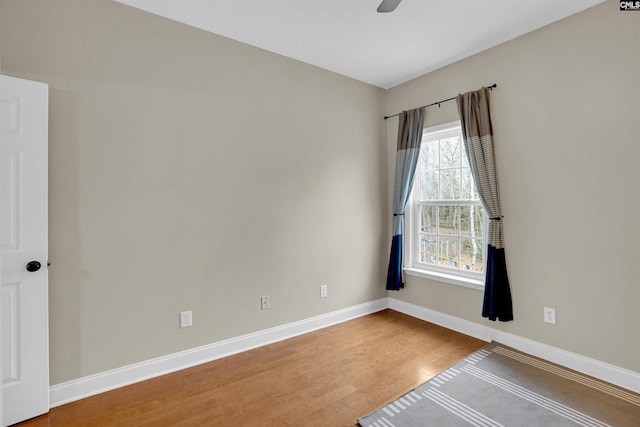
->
[[377, 0, 402, 13]]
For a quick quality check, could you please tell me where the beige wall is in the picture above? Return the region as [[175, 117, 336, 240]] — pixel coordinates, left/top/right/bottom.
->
[[386, 0, 640, 373], [0, 0, 388, 384]]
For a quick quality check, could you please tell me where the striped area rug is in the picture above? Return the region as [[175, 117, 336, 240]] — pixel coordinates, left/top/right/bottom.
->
[[358, 342, 640, 427]]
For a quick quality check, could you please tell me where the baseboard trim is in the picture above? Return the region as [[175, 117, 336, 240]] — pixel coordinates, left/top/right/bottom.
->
[[49, 298, 389, 407], [50, 296, 640, 407], [388, 297, 640, 393]]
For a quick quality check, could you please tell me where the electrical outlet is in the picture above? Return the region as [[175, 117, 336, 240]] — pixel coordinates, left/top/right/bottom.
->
[[320, 284, 328, 298], [261, 295, 270, 310], [543, 307, 556, 325], [180, 310, 192, 328]]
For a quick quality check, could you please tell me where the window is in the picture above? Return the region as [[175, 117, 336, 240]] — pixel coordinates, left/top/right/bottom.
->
[[405, 121, 486, 288]]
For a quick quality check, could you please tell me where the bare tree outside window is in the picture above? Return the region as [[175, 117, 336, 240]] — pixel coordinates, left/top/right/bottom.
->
[[412, 123, 485, 275]]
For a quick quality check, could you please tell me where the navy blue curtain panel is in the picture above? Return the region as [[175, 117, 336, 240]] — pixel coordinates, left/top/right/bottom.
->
[[483, 246, 513, 321], [456, 88, 513, 321], [386, 108, 425, 291]]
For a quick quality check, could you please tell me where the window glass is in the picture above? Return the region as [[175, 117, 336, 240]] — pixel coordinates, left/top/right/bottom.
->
[[408, 122, 486, 280]]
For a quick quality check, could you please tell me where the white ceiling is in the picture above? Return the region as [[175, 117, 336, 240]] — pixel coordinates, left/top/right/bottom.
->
[[115, 0, 604, 89]]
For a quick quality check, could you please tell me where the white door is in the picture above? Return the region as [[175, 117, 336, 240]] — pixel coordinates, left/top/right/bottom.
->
[[1, 75, 49, 426]]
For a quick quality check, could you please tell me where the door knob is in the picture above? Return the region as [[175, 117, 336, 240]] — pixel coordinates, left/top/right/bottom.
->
[[26, 261, 42, 272]]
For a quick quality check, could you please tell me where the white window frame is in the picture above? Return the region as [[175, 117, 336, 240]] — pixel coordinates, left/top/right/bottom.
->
[[404, 121, 487, 291]]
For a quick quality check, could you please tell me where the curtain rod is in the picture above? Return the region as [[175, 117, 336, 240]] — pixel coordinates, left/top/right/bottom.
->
[[383, 83, 497, 120]]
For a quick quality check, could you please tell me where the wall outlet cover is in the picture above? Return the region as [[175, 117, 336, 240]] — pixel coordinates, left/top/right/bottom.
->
[[543, 307, 556, 325], [180, 310, 192, 328], [261, 295, 270, 310]]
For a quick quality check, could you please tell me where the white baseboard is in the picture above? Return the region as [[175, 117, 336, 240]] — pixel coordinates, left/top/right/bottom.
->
[[49, 298, 389, 407], [388, 297, 640, 393], [50, 296, 640, 408]]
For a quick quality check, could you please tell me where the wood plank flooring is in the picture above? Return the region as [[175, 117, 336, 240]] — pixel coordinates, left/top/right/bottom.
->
[[16, 309, 486, 426]]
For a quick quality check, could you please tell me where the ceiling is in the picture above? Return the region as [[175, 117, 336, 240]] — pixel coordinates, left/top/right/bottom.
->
[[115, 0, 604, 89]]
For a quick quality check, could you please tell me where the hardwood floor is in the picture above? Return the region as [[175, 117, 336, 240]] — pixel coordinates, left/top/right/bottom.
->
[[17, 310, 485, 426]]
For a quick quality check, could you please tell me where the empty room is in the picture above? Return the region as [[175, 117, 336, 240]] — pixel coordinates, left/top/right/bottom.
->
[[1, 0, 638, 425]]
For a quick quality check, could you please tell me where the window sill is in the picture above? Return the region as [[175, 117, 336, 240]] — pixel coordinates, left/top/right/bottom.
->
[[404, 267, 484, 291]]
